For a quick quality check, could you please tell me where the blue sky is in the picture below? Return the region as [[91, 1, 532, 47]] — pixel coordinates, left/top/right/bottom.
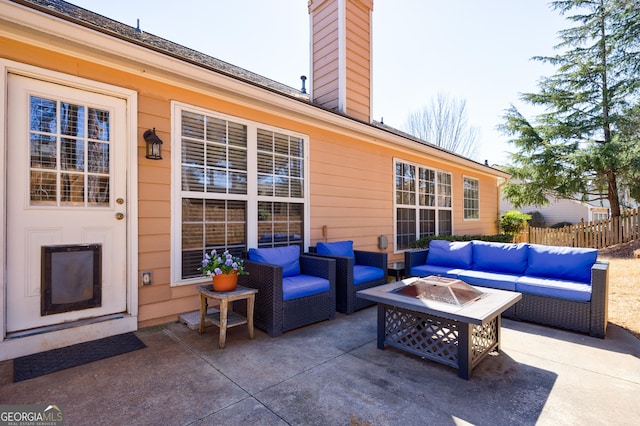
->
[[69, 0, 567, 165]]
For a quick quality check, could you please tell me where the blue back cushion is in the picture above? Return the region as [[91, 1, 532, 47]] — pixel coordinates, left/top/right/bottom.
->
[[248, 245, 301, 277], [472, 241, 529, 274], [316, 240, 355, 258], [526, 244, 598, 283], [427, 240, 473, 269]]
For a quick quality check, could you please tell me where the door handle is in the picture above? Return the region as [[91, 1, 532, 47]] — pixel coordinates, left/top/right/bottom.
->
[[115, 212, 124, 220]]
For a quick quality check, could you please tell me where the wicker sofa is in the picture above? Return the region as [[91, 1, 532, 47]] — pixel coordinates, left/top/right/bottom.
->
[[238, 246, 336, 337], [404, 240, 609, 338]]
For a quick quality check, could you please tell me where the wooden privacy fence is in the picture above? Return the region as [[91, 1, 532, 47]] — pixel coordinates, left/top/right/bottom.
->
[[527, 207, 640, 249]]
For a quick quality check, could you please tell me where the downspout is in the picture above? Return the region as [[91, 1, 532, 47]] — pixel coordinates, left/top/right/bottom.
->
[[338, 0, 346, 114]]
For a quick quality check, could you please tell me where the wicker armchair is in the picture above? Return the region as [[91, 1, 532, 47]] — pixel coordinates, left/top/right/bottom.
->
[[309, 241, 387, 314], [237, 246, 336, 337]]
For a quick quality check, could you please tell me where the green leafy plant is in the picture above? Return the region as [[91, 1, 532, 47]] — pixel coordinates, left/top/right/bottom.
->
[[500, 210, 531, 241], [200, 250, 248, 276]]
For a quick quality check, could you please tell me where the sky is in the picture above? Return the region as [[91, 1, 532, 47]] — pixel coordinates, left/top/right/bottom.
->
[[68, 0, 568, 165]]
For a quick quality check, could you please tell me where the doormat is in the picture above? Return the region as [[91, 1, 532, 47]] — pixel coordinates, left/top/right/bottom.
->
[[13, 332, 146, 382]]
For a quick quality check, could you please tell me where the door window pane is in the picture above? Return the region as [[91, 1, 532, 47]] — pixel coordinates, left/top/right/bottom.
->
[[29, 96, 111, 207]]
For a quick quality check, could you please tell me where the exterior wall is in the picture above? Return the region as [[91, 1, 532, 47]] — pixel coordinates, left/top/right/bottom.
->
[[1, 34, 501, 329]]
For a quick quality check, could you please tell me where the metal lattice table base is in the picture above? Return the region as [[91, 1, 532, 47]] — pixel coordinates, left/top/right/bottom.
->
[[378, 304, 500, 379]]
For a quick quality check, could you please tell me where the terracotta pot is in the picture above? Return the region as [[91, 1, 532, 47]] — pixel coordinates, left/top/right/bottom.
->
[[212, 272, 238, 292]]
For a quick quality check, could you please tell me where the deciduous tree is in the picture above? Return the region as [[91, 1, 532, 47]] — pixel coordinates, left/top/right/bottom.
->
[[404, 92, 480, 160]]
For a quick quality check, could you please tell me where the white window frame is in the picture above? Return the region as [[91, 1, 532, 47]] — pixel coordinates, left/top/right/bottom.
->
[[393, 158, 454, 252], [592, 211, 608, 222], [463, 176, 480, 221], [171, 102, 310, 286]]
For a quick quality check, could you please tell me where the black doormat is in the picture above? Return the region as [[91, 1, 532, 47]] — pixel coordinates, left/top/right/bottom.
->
[[13, 332, 146, 382]]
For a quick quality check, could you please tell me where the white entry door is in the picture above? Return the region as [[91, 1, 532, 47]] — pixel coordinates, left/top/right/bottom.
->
[[6, 74, 128, 333]]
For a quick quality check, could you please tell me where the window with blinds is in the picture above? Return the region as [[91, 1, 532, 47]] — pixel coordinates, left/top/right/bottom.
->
[[175, 105, 306, 282], [395, 160, 453, 250]]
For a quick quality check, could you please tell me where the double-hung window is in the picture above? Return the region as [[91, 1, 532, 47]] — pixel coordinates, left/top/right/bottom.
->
[[463, 177, 479, 220], [395, 159, 452, 251], [256, 129, 304, 248], [174, 104, 306, 284]]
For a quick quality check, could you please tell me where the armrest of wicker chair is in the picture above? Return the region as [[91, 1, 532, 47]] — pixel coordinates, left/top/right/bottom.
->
[[404, 248, 429, 277], [589, 260, 609, 338], [354, 250, 387, 270], [299, 254, 337, 314], [239, 260, 284, 336]]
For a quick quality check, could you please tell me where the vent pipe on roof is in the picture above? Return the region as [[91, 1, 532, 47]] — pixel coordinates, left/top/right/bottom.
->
[[300, 75, 307, 94]]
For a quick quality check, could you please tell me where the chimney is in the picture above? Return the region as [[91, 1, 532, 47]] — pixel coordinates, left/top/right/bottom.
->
[[308, 0, 374, 123]]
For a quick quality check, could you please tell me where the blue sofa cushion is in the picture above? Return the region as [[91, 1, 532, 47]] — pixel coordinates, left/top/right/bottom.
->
[[427, 240, 473, 269], [516, 276, 592, 302], [248, 245, 301, 277], [316, 240, 355, 258], [410, 264, 464, 279], [526, 245, 597, 283], [282, 274, 331, 301], [457, 270, 519, 291], [353, 265, 385, 285], [472, 241, 529, 274]]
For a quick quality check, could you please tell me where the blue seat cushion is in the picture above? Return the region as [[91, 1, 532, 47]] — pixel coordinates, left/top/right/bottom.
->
[[282, 274, 331, 301], [427, 240, 473, 269], [316, 240, 355, 258], [457, 270, 518, 291], [526, 245, 597, 283], [248, 245, 301, 277], [472, 241, 529, 274], [516, 276, 592, 302], [353, 265, 385, 285], [410, 264, 464, 279]]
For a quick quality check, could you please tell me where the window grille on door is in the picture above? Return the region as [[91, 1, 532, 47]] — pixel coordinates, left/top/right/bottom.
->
[[29, 96, 111, 207]]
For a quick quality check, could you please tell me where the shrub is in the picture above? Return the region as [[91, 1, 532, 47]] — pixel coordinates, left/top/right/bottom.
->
[[527, 211, 546, 228], [500, 210, 531, 241]]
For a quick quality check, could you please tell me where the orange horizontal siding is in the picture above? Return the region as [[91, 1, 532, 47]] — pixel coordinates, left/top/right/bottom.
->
[[3, 33, 501, 328]]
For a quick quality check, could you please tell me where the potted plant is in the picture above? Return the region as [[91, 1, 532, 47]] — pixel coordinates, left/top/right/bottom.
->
[[200, 249, 248, 292]]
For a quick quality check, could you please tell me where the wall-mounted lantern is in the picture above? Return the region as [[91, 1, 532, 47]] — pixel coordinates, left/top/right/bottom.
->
[[144, 128, 163, 160]]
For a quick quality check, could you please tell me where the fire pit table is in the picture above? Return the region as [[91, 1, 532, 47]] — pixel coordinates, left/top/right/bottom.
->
[[357, 276, 521, 379]]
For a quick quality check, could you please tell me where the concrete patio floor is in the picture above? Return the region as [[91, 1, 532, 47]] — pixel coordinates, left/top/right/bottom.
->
[[1, 306, 639, 425]]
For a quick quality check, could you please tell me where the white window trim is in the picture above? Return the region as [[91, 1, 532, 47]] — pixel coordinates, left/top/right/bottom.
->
[[171, 101, 310, 286], [463, 175, 480, 221], [393, 158, 454, 253]]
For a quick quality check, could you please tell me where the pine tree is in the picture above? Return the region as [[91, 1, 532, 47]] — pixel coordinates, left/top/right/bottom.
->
[[500, 0, 640, 217]]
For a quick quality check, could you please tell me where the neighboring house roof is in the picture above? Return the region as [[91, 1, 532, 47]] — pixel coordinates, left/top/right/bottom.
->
[[9, 0, 509, 179]]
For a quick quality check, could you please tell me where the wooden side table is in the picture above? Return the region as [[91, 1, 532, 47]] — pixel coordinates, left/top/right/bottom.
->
[[196, 284, 258, 349]]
